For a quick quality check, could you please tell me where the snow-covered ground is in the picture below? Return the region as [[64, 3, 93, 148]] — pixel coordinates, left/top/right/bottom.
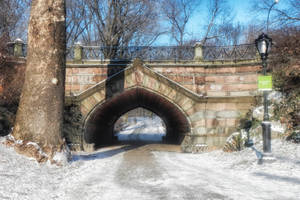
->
[[115, 116, 166, 142], [0, 136, 299, 200]]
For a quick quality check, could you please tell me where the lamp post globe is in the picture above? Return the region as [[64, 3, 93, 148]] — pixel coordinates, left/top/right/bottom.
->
[[255, 33, 272, 61]]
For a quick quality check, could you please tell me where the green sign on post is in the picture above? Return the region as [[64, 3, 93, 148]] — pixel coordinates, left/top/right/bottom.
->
[[258, 75, 272, 91]]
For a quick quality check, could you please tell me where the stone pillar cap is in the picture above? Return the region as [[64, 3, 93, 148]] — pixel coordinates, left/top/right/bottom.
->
[[75, 41, 82, 46], [194, 42, 203, 47], [14, 38, 23, 43]]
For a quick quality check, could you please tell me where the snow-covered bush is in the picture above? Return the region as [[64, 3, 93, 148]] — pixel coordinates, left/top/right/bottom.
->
[[223, 131, 247, 152], [224, 91, 291, 152]]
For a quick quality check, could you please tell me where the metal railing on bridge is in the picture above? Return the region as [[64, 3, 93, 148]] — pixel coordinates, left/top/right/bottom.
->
[[203, 44, 257, 61], [7, 39, 257, 61], [70, 45, 194, 61]]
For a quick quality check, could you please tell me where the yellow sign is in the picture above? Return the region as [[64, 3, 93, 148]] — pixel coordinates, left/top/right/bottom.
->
[[258, 76, 272, 91]]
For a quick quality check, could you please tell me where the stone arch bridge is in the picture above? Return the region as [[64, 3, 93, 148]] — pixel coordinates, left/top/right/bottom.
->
[[65, 59, 260, 152], [4, 42, 261, 151]]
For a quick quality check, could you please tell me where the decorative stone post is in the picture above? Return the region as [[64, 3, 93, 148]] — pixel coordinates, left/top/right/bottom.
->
[[13, 38, 24, 57], [194, 42, 203, 61], [74, 42, 83, 61]]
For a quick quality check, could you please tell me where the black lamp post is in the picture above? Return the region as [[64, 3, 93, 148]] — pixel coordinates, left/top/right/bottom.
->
[[255, 33, 272, 153]]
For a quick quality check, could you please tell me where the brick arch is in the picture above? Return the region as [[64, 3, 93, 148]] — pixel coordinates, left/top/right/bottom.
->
[[83, 87, 191, 148]]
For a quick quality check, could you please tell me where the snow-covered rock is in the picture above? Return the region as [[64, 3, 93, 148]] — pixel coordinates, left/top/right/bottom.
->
[[223, 130, 248, 152], [51, 146, 72, 166], [268, 91, 283, 104], [271, 120, 287, 136], [224, 119, 287, 152], [252, 105, 274, 121]]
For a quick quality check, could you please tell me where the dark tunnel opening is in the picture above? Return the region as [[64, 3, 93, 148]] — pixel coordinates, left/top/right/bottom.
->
[[84, 88, 190, 148]]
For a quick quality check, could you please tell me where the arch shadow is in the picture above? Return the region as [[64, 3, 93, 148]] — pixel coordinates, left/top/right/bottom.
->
[[84, 87, 191, 148]]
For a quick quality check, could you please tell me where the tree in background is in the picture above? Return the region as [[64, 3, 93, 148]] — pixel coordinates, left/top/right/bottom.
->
[[161, 0, 235, 46], [252, 0, 300, 29], [2, 0, 251, 48], [63, 0, 162, 58], [0, 0, 30, 40], [200, 0, 233, 45], [161, 0, 197, 46], [0, 0, 29, 64], [269, 27, 300, 138], [12, 0, 68, 163], [273, 0, 300, 26], [80, 0, 161, 58], [66, 0, 89, 45], [205, 22, 245, 46]]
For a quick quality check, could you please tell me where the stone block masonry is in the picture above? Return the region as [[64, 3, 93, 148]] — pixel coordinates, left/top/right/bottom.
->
[[65, 61, 261, 98], [65, 67, 108, 95], [150, 64, 260, 98], [64, 59, 258, 151]]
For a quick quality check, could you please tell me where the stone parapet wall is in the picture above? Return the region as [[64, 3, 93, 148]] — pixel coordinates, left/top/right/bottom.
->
[[65, 67, 108, 95], [65, 60, 261, 98], [151, 64, 260, 97]]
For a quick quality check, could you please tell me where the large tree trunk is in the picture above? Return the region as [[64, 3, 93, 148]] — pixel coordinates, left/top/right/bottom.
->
[[13, 0, 66, 153]]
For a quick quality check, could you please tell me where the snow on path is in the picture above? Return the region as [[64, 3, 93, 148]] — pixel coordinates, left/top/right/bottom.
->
[[116, 116, 166, 142], [154, 149, 300, 200], [0, 139, 299, 200]]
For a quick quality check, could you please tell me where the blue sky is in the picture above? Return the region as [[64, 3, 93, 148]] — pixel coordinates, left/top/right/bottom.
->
[[155, 0, 284, 45]]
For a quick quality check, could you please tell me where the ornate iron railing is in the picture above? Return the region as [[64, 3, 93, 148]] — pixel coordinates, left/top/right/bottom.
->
[[203, 44, 257, 61], [7, 43, 257, 61], [80, 46, 194, 61]]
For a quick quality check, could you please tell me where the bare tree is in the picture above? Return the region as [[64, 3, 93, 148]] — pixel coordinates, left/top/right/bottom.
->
[[0, 0, 30, 39], [252, 0, 300, 29], [274, 0, 300, 25], [66, 0, 89, 45], [75, 0, 161, 58], [201, 0, 232, 45], [161, 0, 198, 46], [242, 24, 262, 44], [207, 22, 244, 46], [13, 0, 67, 162]]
